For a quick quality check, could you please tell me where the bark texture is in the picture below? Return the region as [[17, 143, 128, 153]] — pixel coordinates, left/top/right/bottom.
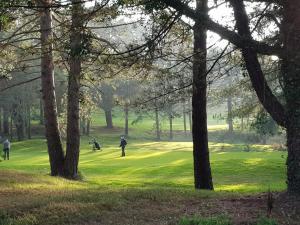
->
[[105, 110, 113, 129], [39, 0, 65, 176], [64, 0, 84, 178], [282, 0, 300, 194], [192, 0, 213, 190]]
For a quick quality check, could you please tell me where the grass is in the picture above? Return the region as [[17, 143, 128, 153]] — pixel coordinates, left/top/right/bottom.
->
[[0, 110, 290, 225], [0, 137, 286, 193]]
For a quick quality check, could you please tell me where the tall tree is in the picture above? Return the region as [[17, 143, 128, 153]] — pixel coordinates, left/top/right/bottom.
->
[[281, 0, 300, 193], [192, 0, 213, 190], [39, 0, 65, 176], [64, 0, 84, 178]]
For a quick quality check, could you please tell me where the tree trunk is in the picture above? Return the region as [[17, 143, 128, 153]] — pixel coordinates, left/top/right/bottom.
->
[[81, 118, 86, 135], [105, 110, 113, 128], [192, 0, 213, 190], [169, 114, 173, 140], [86, 119, 90, 136], [39, 0, 65, 176], [3, 106, 9, 135], [39, 97, 44, 125], [0, 107, 2, 134], [27, 105, 31, 139], [12, 103, 24, 141], [241, 117, 244, 131], [10, 114, 13, 140], [227, 96, 233, 133], [282, 0, 300, 194], [183, 102, 187, 135], [189, 110, 192, 133], [155, 101, 160, 141], [229, 0, 285, 128], [64, 0, 84, 179], [124, 104, 129, 137]]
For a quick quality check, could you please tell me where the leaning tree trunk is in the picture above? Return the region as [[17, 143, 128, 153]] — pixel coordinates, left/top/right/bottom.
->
[[105, 110, 113, 128], [229, 0, 299, 194], [64, 0, 84, 178], [39, 0, 65, 176], [282, 0, 300, 194], [227, 96, 233, 133], [192, 0, 213, 190]]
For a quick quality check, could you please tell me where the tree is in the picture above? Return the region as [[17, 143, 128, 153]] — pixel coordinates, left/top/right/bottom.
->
[[151, 0, 300, 193], [63, 0, 85, 178], [191, 0, 213, 190], [39, 0, 65, 176], [251, 109, 278, 144]]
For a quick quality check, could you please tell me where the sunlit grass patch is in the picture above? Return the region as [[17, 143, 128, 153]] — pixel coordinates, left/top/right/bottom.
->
[[0, 138, 287, 194]]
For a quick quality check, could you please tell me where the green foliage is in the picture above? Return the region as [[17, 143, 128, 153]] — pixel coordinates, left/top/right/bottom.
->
[[251, 110, 278, 137], [178, 216, 231, 225]]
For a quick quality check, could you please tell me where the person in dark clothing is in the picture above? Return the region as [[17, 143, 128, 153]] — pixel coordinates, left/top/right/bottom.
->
[[3, 139, 10, 160], [89, 139, 101, 151], [119, 136, 127, 157]]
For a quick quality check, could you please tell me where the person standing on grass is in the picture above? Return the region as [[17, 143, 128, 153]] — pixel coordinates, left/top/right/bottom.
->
[[119, 136, 127, 157], [3, 139, 10, 160]]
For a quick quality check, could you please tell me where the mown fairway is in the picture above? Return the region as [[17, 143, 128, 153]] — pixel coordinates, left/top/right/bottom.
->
[[0, 137, 286, 193], [0, 111, 291, 225]]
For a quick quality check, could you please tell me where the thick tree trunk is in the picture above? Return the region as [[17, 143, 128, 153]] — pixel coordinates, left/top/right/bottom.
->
[[124, 104, 129, 137], [64, 0, 83, 179], [39, 0, 65, 176], [105, 110, 113, 128], [192, 0, 213, 190], [282, 0, 300, 194], [227, 96, 233, 133], [3, 106, 9, 135]]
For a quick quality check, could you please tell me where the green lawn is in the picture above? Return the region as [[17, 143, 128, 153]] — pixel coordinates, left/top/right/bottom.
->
[[0, 137, 286, 193]]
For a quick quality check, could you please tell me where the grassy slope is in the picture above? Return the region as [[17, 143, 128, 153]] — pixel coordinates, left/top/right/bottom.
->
[[0, 137, 286, 193], [0, 109, 290, 225]]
